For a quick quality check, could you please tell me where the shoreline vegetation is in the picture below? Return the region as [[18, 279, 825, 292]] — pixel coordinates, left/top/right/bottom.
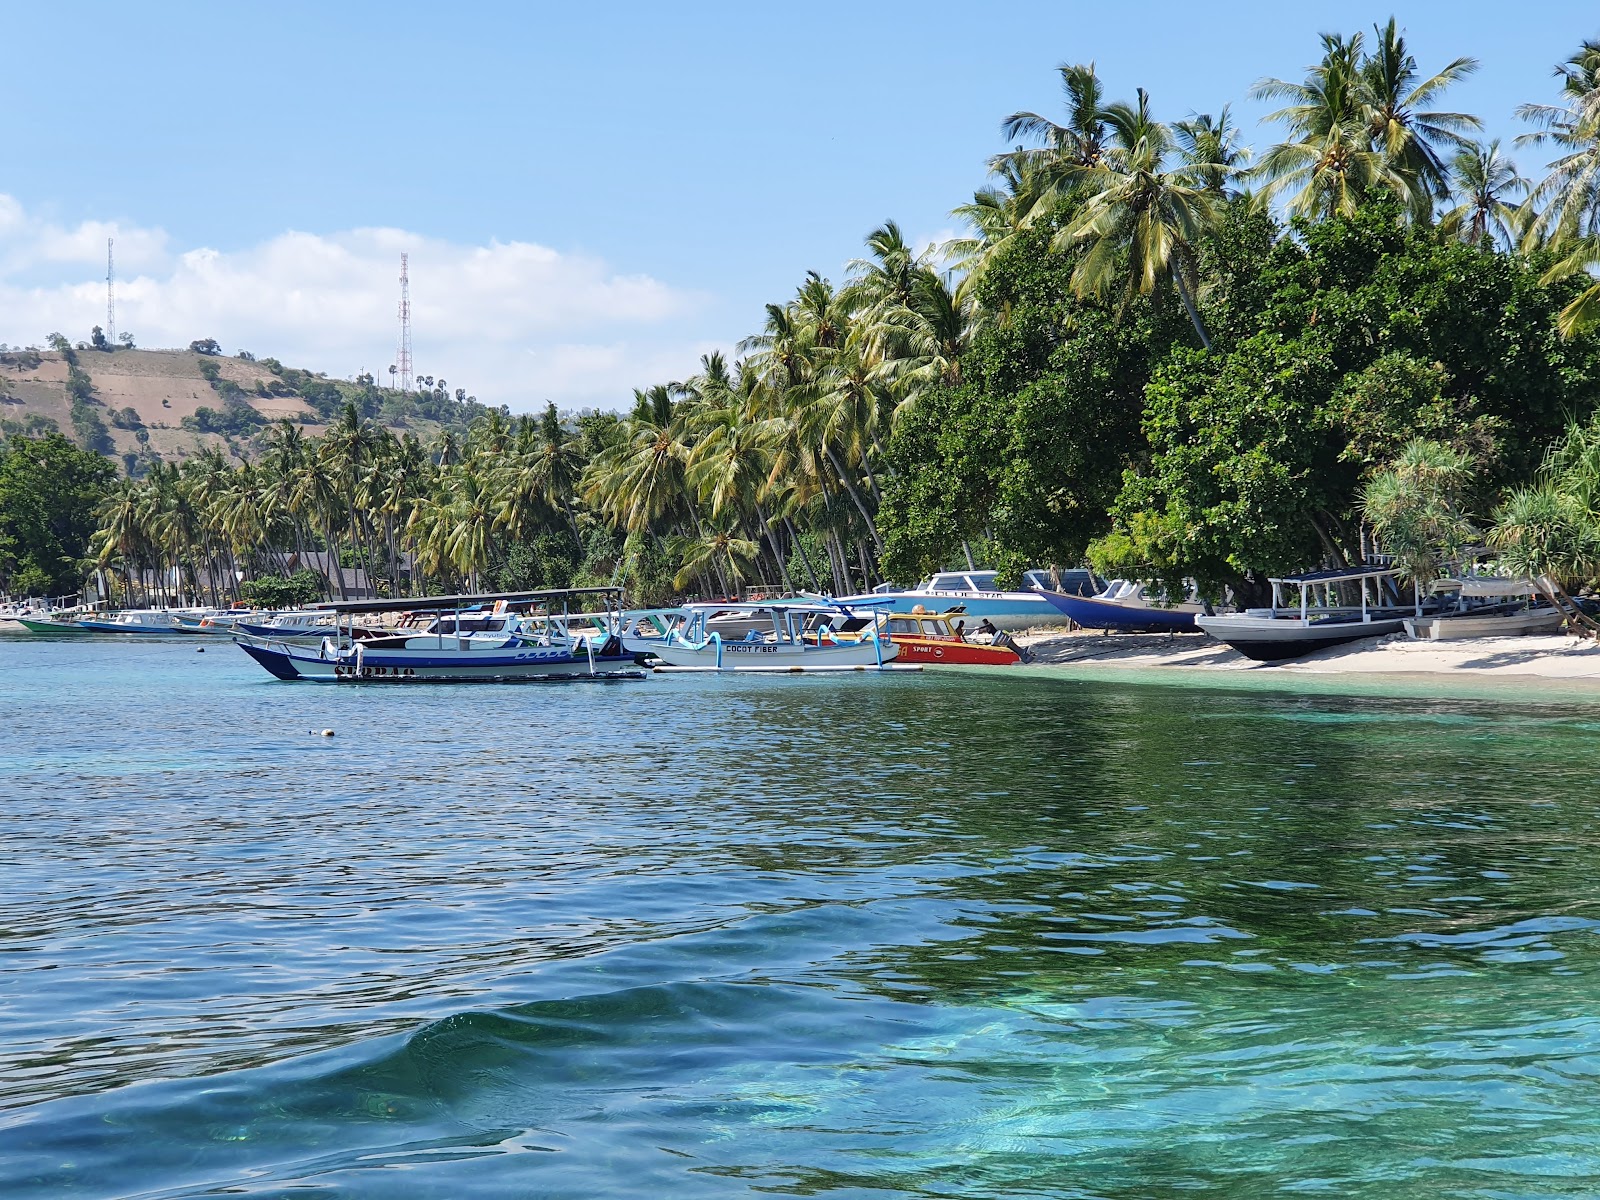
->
[[1, 21, 1599, 631]]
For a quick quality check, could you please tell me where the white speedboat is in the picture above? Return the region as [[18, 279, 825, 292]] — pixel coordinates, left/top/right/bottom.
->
[[626, 599, 903, 670], [1195, 566, 1413, 662], [234, 588, 646, 683]]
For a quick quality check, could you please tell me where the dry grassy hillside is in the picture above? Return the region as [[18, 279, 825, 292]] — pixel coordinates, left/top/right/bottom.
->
[[0, 346, 467, 469]]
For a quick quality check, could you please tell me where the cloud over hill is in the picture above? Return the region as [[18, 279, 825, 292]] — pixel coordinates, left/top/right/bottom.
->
[[0, 195, 717, 411]]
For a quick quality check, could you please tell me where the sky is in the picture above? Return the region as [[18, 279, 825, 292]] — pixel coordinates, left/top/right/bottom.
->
[[1, 0, 1595, 412]]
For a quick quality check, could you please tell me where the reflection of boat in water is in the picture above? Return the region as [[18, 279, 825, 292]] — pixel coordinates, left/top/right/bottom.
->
[[1195, 566, 1414, 662], [625, 599, 903, 670], [1403, 576, 1565, 640], [840, 569, 1098, 632], [234, 588, 646, 683], [1048, 579, 1203, 633]]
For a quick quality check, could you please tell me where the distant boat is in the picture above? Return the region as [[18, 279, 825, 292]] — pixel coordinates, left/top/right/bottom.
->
[[880, 609, 1024, 666], [1048, 579, 1203, 633], [234, 588, 646, 683], [15, 616, 93, 635], [72, 609, 199, 635], [625, 598, 903, 670], [1195, 566, 1413, 662], [840, 569, 1098, 632]]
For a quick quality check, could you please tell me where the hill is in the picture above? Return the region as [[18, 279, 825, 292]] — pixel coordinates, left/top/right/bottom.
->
[[0, 342, 492, 473]]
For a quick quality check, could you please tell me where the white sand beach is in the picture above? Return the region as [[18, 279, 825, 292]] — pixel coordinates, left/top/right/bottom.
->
[[1014, 627, 1600, 681]]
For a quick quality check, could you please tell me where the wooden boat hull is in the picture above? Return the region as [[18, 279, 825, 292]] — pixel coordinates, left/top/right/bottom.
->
[[641, 638, 899, 669], [235, 638, 646, 682], [16, 618, 92, 634], [1403, 608, 1565, 640], [1195, 615, 1408, 662]]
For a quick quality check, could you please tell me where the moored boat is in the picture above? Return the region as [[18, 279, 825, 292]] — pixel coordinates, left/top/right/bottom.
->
[[1403, 576, 1565, 640], [626, 598, 904, 670], [882, 609, 1024, 666], [74, 609, 199, 635], [840, 569, 1098, 632], [1048, 579, 1203, 633], [234, 587, 646, 682], [1195, 566, 1413, 662]]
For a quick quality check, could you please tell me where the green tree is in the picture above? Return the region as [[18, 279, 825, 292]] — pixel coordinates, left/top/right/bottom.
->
[[0, 434, 116, 595]]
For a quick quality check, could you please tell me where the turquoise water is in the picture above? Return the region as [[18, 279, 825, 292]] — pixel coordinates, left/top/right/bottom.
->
[[3, 636, 1600, 1198]]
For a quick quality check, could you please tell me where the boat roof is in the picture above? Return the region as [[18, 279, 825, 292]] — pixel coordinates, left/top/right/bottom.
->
[[1270, 566, 1400, 585], [312, 587, 624, 614]]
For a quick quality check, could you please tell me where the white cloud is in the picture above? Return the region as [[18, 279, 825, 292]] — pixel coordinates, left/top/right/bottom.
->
[[0, 195, 716, 411]]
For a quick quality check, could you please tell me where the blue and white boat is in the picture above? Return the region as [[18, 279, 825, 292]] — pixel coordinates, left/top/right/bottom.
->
[[624, 598, 903, 670], [1048, 579, 1204, 633], [839, 569, 1098, 632], [75, 608, 206, 635], [234, 588, 646, 683]]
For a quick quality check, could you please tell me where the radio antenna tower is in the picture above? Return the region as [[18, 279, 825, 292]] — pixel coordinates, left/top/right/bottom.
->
[[396, 252, 413, 391], [106, 238, 116, 345]]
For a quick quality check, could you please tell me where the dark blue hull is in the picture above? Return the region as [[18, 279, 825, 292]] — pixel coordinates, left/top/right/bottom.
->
[[1048, 594, 1198, 632]]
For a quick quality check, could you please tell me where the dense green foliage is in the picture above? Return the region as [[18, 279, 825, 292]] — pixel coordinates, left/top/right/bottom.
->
[[0, 434, 116, 596], [237, 569, 325, 609]]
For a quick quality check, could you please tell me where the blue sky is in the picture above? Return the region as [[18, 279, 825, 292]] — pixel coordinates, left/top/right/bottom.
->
[[1, 1, 1595, 410]]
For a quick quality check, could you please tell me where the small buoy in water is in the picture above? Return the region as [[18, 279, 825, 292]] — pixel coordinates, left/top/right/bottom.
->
[[196, 647, 205, 653], [320, 729, 335, 737]]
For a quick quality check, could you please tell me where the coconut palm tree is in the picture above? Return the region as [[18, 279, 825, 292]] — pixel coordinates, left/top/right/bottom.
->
[[1358, 18, 1481, 212], [1056, 88, 1222, 348], [1439, 140, 1529, 247], [1252, 32, 1406, 219], [1516, 39, 1600, 247]]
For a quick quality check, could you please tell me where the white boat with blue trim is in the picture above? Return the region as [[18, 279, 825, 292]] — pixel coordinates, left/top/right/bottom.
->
[[234, 587, 646, 682], [624, 598, 904, 670], [839, 569, 1099, 632]]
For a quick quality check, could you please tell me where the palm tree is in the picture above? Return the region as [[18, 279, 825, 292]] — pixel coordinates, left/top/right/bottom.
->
[[1361, 438, 1476, 604], [1516, 39, 1600, 247], [1358, 18, 1481, 213], [1439, 140, 1529, 248], [1174, 107, 1251, 194], [1056, 88, 1221, 348], [1252, 32, 1405, 219], [997, 61, 1111, 177]]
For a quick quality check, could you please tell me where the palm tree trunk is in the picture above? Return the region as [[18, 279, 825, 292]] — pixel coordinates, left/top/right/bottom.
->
[[1173, 268, 1213, 352], [755, 505, 793, 593], [823, 445, 884, 554], [784, 517, 823, 593]]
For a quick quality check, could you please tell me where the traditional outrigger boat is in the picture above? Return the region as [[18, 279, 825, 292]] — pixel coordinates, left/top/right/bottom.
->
[[1195, 566, 1415, 662], [624, 598, 906, 670], [1403, 576, 1565, 640], [234, 587, 647, 683]]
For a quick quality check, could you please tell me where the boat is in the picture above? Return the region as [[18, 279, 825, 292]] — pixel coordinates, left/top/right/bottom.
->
[[71, 609, 202, 635], [15, 615, 94, 634], [881, 609, 1024, 666], [839, 568, 1099, 632], [234, 588, 647, 683], [1403, 577, 1566, 640], [1195, 566, 1415, 662], [625, 598, 904, 670], [1047, 578, 1204, 633]]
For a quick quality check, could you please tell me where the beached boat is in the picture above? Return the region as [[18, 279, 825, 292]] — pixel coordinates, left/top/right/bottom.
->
[[840, 569, 1098, 632], [234, 588, 646, 683], [15, 615, 94, 634], [1048, 579, 1204, 633], [625, 599, 903, 670], [1195, 566, 1414, 662], [1403, 577, 1565, 640]]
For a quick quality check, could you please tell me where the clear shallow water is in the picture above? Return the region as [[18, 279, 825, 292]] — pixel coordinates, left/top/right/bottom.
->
[[3, 637, 1600, 1198]]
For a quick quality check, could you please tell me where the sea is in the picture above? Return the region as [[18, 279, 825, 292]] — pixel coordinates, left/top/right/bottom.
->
[[3, 635, 1600, 1198]]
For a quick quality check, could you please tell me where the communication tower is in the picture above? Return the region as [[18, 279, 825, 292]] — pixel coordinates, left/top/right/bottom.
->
[[396, 253, 413, 391], [106, 238, 116, 344]]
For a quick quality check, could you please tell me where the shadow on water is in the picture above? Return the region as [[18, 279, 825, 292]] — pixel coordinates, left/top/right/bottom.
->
[[4, 642, 1600, 1197]]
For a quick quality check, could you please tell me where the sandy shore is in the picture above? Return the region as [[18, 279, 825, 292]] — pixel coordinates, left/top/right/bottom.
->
[[1012, 626, 1600, 681]]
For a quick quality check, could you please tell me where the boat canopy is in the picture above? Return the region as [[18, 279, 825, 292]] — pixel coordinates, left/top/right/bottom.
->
[[1269, 566, 1400, 586], [310, 587, 625, 614], [1429, 576, 1542, 597]]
